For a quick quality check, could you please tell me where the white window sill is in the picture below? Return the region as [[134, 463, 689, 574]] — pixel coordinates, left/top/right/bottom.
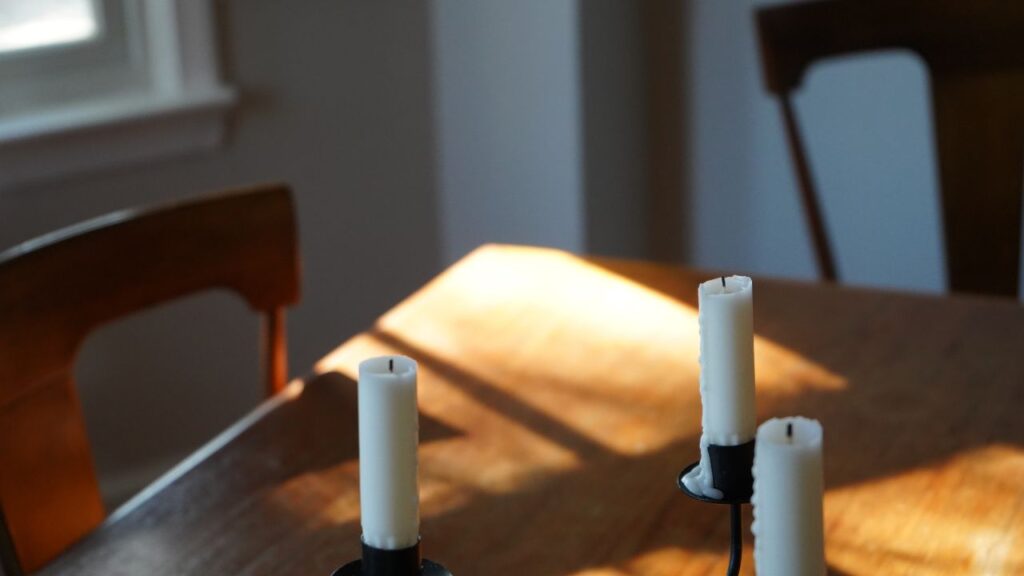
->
[[0, 87, 236, 190]]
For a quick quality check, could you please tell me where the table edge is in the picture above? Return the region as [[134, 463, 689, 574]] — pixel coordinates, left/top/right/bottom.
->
[[102, 379, 306, 526]]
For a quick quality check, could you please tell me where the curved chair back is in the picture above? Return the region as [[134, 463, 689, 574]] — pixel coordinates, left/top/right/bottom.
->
[[0, 184, 300, 572], [758, 0, 1024, 296]]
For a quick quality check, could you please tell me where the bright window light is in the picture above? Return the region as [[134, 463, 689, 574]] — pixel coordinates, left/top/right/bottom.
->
[[0, 0, 98, 54]]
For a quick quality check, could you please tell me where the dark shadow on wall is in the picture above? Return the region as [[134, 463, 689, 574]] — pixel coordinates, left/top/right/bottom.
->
[[579, 0, 691, 263], [641, 0, 691, 264]]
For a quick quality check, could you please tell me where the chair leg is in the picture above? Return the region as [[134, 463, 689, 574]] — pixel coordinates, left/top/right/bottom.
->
[[781, 96, 837, 281], [263, 308, 288, 396]]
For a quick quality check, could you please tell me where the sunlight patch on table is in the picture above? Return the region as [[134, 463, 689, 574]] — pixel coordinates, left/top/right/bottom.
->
[[418, 436, 581, 496], [825, 443, 1024, 575], [313, 331, 586, 504], [315, 331, 393, 379], [317, 245, 845, 458]]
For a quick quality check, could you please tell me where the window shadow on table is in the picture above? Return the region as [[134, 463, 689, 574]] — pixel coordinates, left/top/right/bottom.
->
[[260, 247, 1022, 576], [300, 248, 1024, 575], [582, 256, 1024, 490], [246, 370, 463, 478], [363, 330, 888, 576], [42, 250, 1024, 575]]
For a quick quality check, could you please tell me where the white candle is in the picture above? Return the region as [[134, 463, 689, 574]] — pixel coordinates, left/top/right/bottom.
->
[[358, 355, 420, 550], [751, 417, 826, 576], [682, 275, 757, 498]]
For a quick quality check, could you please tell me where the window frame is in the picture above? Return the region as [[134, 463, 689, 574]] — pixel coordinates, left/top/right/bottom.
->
[[0, 1, 145, 116], [0, 0, 236, 189]]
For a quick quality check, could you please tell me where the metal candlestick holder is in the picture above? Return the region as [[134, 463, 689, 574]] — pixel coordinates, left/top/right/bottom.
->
[[332, 540, 452, 576], [677, 440, 755, 576]]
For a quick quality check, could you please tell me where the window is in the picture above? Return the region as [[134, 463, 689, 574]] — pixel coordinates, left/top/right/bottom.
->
[[0, 0, 99, 53], [0, 0, 235, 187]]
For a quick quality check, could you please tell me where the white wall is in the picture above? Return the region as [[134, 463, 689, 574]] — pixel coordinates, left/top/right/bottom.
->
[[684, 0, 946, 293], [432, 0, 584, 264], [0, 1, 441, 506]]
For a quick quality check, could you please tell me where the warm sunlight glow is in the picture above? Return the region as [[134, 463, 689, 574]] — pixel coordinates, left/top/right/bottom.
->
[[304, 245, 858, 570], [318, 245, 844, 459], [305, 245, 1022, 574], [825, 444, 1024, 575], [318, 330, 584, 500]]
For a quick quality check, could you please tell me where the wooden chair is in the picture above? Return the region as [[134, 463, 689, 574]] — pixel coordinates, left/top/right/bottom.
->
[[756, 0, 1024, 296], [0, 184, 300, 573]]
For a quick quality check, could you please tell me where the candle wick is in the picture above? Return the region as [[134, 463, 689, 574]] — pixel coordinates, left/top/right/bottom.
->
[[786, 422, 793, 442], [721, 276, 726, 289], [389, 359, 394, 372]]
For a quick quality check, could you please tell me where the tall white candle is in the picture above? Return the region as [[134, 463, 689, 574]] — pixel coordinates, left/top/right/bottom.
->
[[751, 417, 826, 576], [682, 275, 757, 498], [358, 355, 420, 550]]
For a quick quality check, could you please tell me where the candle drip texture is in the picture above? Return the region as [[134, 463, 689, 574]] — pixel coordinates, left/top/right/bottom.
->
[[752, 417, 826, 576], [684, 276, 757, 499]]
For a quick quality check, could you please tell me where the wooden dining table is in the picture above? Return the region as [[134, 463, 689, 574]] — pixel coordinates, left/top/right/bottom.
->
[[36, 245, 1024, 575]]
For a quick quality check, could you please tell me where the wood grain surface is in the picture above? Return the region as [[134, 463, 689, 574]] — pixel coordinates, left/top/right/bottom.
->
[[38, 245, 1024, 575]]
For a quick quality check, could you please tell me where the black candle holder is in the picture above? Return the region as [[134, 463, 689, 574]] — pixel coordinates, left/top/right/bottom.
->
[[677, 440, 755, 576], [332, 540, 452, 576]]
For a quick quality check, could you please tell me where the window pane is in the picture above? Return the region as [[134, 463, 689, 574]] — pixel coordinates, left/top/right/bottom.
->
[[0, 0, 97, 54]]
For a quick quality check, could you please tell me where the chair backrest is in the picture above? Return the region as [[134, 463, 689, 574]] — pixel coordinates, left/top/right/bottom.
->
[[0, 184, 300, 573], [757, 0, 1024, 296]]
